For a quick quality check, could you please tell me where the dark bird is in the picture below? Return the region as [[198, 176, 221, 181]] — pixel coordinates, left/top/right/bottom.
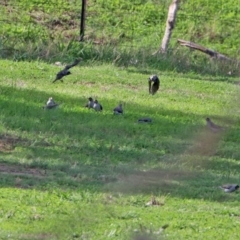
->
[[220, 184, 239, 193], [85, 97, 94, 109], [149, 75, 160, 95], [113, 103, 123, 115], [138, 117, 152, 123], [206, 118, 224, 132], [43, 97, 59, 109], [93, 100, 103, 111], [52, 58, 82, 83]]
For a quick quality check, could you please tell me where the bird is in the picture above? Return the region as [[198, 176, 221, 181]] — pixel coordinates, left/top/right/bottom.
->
[[149, 75, 160, 95], [113, 103, 123, 115], [85, 97, 94, 109], [138, 117, 152, 123], [93, 100, 103, 111], [220, 184, 239, 193], [43, 97, 59, 109], [52, 58, 82, 83], [206, 118, 224, 132]]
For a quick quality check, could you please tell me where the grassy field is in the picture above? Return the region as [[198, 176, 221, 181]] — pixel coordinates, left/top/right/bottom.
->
[[1, 1, 240, 239], [0, 59, 240, 239]]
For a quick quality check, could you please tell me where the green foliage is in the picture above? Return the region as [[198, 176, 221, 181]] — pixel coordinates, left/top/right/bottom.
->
[[0, 0, 240, 61]]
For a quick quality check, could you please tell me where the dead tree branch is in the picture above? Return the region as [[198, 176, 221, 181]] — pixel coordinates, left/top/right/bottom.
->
[[177, 39, 231, 61]]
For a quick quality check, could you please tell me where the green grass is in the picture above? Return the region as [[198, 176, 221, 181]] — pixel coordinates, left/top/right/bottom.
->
[[1, 0, 240, 62], [1, 1, 240, 239], [0, 59, 240, 239]]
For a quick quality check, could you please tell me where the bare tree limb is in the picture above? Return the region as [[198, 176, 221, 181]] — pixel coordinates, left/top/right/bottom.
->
[[177, 39, 231, 61]]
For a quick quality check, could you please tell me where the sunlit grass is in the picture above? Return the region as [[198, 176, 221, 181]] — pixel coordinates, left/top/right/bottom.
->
[[0, 59, 240, 239]]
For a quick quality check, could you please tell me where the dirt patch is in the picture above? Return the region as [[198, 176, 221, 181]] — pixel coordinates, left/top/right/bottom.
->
[[0, 134, 53, 152], [83, 81, 96, 86], [116, 169, 197, 193], [0, 163, 46, 178], [18, 233, 55, 240], [187, 128, 223, 156], [126, 83, 140, 91], [0, 134, 27, 152], [100, 86, 111, 92]]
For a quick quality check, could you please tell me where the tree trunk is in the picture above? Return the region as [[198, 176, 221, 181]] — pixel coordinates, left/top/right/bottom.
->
[[154, 0, 180, 54]]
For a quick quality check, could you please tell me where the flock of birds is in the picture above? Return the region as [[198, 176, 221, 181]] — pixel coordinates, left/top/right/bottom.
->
[[43, 59, 159, 122], [42, 59, 239, 193]]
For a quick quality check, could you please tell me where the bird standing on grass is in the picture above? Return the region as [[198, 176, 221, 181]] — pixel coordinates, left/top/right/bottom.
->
[[85, 97, 94, 109], [43, 97, 59, 109], [52, 58, 82, 83], [93, 100, 103, 111], [113, 103, 123, 115], [149, 75, 160, 95], [138, 117, 152, 123], [220, 184, 239, 193], [206, 118, 224, 132]]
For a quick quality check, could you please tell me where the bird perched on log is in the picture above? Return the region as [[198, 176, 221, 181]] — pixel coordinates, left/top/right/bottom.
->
[[138, 117, 152, 123], [206, 118, 224, 132], [43, 97, 59, 109], [220, 184, 239, 193], [149, 75, 160, 95], [113, 103, 123, 115], [85, 97, 94, 109], [52, 58, 82, 83], [93, 100, 103, 111]]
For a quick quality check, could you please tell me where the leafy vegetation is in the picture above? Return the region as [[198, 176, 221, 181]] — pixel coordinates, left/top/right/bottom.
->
[[0, 0, 240, 63]]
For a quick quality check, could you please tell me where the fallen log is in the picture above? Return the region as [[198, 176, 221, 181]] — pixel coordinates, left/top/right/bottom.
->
[[177, 39, 231, 61]]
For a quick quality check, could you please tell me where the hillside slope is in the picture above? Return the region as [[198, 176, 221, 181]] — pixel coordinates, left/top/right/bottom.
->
[[0, 0, 239, 63]]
